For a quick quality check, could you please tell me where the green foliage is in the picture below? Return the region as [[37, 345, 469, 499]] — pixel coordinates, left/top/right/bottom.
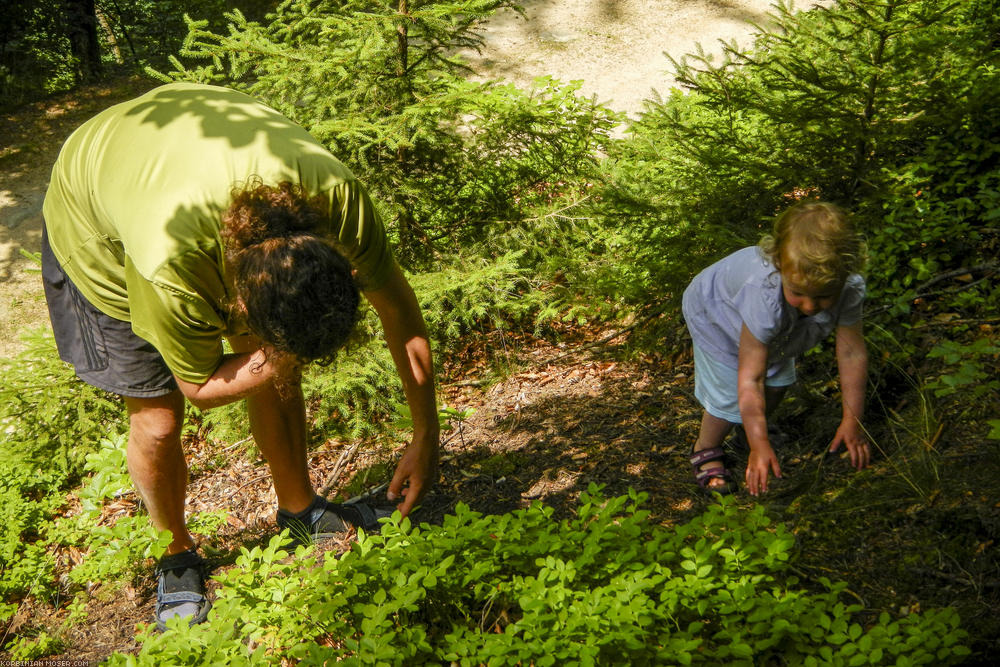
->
[[105, 488, 968, 665], [0, 0, 233, 108], [0, 0, 75, 105], [98, 0, 229, 70], [303, 338, 400, 441], [0, 430, 171, 616], [0, 332, 135, 625], [0, 463, 63, 603], [5, 630, 64, 661], [599, 0, 999, 327], [925, 338, 1000, 398], [51, 513, 171, 593], [78, 433, 133, 511], [0, 328, 125, 477], [153, 0, 619, 263]]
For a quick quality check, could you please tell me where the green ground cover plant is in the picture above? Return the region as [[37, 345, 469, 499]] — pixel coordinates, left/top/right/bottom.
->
[[102, 488, 969, 665]]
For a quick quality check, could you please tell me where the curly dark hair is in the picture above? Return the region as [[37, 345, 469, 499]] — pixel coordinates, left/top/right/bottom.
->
[[222, 179, 361, 366]]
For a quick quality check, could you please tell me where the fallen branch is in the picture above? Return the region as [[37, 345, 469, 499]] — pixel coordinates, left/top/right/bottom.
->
[[868, 263, 999, 316], [910, 566, 1000, 590], [319, 440, 363, 497], [911, 316, 1000, 330], [445, 379, 486, 388], [914, 263, 998, 294], [233, 472, 271, 496]]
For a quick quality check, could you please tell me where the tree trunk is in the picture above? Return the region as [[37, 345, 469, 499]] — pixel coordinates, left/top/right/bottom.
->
[[64, 0, 102, 83]]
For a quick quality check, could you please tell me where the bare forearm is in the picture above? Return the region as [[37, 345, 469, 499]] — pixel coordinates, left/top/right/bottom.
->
[[836, 324, 868, 425], [738, 324, 771, 451], [838, 349, 867, 425], [174, 349, 281, 410], [739, 384, 769, 449], [366, 265, 439, 443], [388, 326, 438, 439]]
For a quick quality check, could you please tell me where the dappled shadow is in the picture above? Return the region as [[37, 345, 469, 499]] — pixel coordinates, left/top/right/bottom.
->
[[412, 349, 877, 535], [417, 356, 713, 528], [704, 0, 773, 26], [457, 0, 783, 117], [512, 0, 772, 38], [122, 84, 321, 157]]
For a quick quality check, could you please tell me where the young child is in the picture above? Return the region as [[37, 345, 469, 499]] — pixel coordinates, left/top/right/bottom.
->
[[682, 201, 871, 496]]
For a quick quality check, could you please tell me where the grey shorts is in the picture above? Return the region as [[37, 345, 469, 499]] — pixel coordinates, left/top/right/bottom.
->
[[41, 225, 177, 398]]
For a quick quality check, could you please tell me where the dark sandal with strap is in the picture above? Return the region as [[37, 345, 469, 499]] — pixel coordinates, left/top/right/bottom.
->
[[155, 549, 211, 632], [690, 446, 737, 496], [277, 493, 399, 547]]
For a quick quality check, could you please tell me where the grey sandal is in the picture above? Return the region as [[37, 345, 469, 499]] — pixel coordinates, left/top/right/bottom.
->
[[155, 549, 211, 631], [276, 491, 400, 546]]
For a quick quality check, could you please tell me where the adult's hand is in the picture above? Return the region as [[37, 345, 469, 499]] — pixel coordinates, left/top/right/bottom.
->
[[364, 263, 440, 516], [388, 432, 440, 517]]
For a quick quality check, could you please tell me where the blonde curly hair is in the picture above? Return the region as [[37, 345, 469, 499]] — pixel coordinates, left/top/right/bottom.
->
[[759, 201, 867, 289]]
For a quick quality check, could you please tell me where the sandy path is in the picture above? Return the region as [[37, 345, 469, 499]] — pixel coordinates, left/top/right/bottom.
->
[[462, 0, 817, 117]]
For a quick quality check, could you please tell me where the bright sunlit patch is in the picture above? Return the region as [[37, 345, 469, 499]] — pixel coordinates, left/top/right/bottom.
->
[[673, 497, 694, 512]]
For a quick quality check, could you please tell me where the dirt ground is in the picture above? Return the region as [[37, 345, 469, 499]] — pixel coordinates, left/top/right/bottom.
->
[[460, 0, 816, 117]]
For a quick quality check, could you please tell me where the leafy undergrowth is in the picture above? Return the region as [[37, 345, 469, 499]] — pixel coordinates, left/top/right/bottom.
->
[[2, 323, 997, 664], [104, 490, 969, 666]]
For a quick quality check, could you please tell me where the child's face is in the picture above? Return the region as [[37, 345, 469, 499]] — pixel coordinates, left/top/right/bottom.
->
[[781, 272, 839, 317]]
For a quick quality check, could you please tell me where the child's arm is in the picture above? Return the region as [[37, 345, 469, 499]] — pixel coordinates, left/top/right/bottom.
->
[[737, 324, 782, 495], [831, 321, 870, 470]]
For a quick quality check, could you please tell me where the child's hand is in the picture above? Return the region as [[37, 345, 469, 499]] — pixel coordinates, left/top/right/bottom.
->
[[745, 445, 782, 496], [829, 420, 871, 470]]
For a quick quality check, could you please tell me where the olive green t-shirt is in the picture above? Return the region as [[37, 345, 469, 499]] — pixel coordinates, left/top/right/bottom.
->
[[43, 82, 394, 383]]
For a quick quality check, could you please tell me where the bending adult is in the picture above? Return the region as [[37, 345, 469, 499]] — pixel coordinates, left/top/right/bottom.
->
[[41, 82, 439, 630]]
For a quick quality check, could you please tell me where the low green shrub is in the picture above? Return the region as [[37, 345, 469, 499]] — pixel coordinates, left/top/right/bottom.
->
[[0, 328, 125, 477], [0, 461, 65, 604], [106, 487, 969, 665]]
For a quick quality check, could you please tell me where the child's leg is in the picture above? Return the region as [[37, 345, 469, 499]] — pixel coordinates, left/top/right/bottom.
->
[[688, 341, 741, 491], [693, 411, 735, 490], [730, 385, 790, 451], [764, 386, 787, 415]]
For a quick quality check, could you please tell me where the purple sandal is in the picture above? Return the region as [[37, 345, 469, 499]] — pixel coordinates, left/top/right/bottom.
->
[[690, 446, 737, 496]]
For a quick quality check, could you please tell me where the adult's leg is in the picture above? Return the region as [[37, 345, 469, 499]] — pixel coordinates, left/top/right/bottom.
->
[[246, 380, 315, 514], [124, 390, 193, 556], [227, 336, 315, 514], [692, 411, 735, 490]]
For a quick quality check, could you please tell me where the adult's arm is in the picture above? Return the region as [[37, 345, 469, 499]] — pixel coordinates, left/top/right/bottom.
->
[[737, 323, 782, 495], [173, 346, 300, 411], [363, 263, 440, 517]]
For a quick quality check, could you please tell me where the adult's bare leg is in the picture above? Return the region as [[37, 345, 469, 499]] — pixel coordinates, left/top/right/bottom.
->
[[124, 390, 193, 556], [226, 335, 315, 514], [246, 380, 315, 514]]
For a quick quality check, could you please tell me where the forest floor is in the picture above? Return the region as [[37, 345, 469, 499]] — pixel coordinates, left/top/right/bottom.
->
[[1, 0, 998, 663]]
